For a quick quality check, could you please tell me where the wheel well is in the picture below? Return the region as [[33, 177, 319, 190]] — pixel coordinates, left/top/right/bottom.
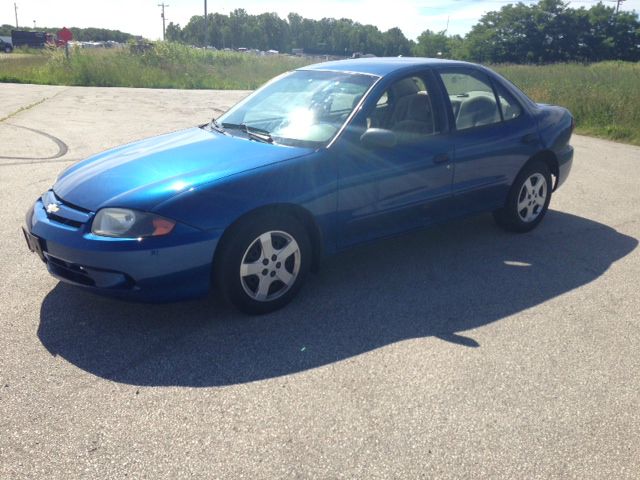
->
[[214, 204, 324, 275], [528, 150, 559, 189]]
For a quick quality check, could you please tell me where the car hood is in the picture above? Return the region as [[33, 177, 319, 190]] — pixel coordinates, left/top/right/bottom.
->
[[53, 127, 313, 212]]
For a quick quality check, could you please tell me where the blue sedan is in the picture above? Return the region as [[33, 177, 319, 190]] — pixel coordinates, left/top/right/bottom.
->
[[24, 58, 574, 314]]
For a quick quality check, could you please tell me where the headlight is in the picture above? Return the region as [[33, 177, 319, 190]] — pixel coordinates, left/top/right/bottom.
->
[[92, 208, 176, 238]]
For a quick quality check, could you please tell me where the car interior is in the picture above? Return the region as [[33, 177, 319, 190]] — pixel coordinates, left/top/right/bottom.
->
[[450, 92, 501, 130], [367, 76, 438, 142], [440, 71, 522, 130]]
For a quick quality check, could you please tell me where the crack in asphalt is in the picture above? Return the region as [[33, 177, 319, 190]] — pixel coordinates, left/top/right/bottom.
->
[[0, 97, 49, 123]]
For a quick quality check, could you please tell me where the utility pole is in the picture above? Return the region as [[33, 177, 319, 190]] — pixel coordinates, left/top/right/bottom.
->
[[204, 0, 208, 47], [158, 3, 169, 41], [14, 3, 18, 28], [610, 0, 626, 14]]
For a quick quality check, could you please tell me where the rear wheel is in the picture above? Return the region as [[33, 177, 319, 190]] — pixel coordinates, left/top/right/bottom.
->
[[494, 160, 552, 233], [4, 46, 12, 53], [215, 214, 311, 314]]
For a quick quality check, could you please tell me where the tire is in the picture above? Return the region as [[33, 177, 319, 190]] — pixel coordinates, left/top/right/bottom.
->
[[493, 160, 552, 233], [4, 46, 12, 54], [215, 213, 312, 315]]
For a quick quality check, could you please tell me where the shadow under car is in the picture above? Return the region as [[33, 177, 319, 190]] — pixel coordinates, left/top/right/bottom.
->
[[38, 210, 637, 387]]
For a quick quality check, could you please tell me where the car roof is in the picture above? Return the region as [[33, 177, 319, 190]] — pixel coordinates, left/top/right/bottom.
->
[[299, 57, 476, 77]]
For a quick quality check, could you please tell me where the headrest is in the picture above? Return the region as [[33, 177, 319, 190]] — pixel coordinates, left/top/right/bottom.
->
[[391, 78, 419, 98]]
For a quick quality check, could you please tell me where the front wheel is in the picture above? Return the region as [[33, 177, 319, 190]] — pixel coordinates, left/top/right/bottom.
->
[[215, 214, 311, 314], [493, 160, 552, 233]]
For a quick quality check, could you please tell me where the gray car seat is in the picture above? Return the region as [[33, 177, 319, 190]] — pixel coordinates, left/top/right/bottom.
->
[[456, 95, 499, 130], [393, 92, 435, 136]]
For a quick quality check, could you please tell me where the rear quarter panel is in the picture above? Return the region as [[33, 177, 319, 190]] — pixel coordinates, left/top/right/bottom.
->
[[535, 104, 573, 151], [534, 104, 574, 188]]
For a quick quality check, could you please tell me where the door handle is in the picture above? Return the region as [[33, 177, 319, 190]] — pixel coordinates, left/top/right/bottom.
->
[[433, 153, 450, 164], [521, 133, 538, 145]]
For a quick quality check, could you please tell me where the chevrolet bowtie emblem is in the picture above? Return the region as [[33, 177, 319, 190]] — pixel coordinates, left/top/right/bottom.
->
[[46, 203, 60, 214]]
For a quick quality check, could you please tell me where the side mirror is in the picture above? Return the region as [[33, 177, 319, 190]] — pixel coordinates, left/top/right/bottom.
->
[[360, 128, 397, 149]]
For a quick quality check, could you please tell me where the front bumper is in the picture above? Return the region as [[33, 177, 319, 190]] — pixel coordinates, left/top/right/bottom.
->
[[25, 193, 222, 302]]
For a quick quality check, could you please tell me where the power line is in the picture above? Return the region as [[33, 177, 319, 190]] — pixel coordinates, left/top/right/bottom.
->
[[158, 3, 169, 41]]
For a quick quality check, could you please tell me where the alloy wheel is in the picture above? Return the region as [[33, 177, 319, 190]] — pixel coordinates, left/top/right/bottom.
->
[[517, 173, 548, 223], [239, 230, 301, 302]]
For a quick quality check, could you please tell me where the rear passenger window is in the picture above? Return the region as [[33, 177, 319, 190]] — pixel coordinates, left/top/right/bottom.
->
[[494, 83, 523, 121], [439, 71, 501, 130]]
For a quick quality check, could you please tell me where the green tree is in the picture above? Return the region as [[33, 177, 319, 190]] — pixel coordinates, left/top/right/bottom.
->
[[413, 30, 450, 58], [464, 0, 639, 63], [382, 27, 412, 56], [159, 3, 640, 63]]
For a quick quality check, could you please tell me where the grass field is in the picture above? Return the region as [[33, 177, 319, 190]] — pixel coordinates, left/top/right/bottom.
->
[[1, 45, 638, 145], [495, 62, 640, 145], [0, 43, 312, 90]]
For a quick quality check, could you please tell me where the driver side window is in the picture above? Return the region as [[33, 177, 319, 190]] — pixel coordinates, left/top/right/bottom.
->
[[366, 75, 439, 143]]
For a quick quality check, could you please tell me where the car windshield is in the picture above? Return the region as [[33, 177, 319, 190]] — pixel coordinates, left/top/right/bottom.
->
[[216, 70, 377, 147]]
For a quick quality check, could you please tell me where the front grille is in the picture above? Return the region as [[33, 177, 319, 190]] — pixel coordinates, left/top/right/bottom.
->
[[41, 190, 92, 229], [56, 196, 92, 214], [46, 213, 83, 228]]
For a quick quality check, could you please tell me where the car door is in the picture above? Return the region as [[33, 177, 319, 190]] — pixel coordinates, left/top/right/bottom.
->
[[333, 70, 455, 248], [434, 67, 542, 215]]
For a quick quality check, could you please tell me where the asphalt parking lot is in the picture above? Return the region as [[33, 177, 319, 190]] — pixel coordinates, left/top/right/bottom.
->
[[1, 83, 639, 479]]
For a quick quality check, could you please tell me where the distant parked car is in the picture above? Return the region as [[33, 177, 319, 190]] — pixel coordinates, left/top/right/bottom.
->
[[0, 38, 13, 53], [24, 58, 574, 314]]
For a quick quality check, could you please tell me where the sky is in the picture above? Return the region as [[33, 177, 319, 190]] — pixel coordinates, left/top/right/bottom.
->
[[2, 0, 639, 41]]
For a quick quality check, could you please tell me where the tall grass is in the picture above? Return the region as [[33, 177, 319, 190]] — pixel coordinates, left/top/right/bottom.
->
[[1, 46, 638, 144], [495, 62, 640, 145], [0, 43, 313, 89]]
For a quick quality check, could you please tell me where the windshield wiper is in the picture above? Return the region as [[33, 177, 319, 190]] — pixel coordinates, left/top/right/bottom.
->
[[210, 118, 228, 135], [221, 122, 274, 144]]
